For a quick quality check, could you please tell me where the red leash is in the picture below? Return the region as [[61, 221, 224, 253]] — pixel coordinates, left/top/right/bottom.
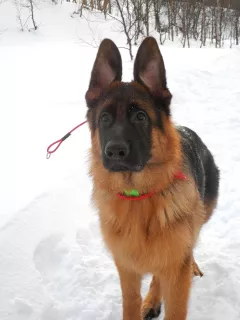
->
[[46, 120, 88, 159]]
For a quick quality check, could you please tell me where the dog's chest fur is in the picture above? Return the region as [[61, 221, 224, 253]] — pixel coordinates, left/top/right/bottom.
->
[[94, 178, 204, 275]]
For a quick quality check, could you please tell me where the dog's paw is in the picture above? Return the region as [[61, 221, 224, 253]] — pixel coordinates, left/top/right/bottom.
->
[[143, 304, 161, 320]]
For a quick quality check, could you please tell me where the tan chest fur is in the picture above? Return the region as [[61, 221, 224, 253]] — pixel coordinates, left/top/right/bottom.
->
[[93, 177, 205, 276]]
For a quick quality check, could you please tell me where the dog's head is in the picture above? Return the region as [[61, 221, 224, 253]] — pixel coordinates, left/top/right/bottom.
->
[[86, 37, 180, 191]]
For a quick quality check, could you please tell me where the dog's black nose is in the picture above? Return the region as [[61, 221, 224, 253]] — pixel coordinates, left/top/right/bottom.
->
[[105, 140, 129, 160]]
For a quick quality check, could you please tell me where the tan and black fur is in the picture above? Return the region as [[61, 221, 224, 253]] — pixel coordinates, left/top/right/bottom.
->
[[85, 37, 220, 320]]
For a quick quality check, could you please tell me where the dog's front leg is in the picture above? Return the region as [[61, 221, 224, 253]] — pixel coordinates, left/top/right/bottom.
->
[[115, 262, 142, 320], [162, 256, 192, 320]]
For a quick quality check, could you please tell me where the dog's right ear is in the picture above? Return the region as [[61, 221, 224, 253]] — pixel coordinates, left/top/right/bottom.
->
[[85, 39, 122, 107]]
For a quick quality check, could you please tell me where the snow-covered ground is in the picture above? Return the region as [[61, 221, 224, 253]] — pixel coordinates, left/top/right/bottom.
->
[[0, 2, 240, 320]]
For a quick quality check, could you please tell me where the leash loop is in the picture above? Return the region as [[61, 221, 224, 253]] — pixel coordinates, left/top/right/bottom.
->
[[46, 120, 88, 159]]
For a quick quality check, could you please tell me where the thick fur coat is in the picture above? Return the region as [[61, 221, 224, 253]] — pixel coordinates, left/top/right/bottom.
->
[[85, 37, 220, 320]]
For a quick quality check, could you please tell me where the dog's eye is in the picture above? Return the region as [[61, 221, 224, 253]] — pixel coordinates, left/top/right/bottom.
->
[[135, 111, 147, 122], [100, 113, 111, 123]]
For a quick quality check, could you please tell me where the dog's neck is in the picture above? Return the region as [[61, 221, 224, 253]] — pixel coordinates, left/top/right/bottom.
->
[[90, 154, 182, 196], [115, 171, 187, 201]]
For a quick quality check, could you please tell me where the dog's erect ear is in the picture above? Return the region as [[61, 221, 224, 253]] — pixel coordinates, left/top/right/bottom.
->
[[86, 39, 122, 105], [134, 37, 167, 93]]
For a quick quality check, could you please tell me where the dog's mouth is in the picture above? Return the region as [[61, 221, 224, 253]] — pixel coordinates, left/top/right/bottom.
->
[[105, 163, 144, 172]]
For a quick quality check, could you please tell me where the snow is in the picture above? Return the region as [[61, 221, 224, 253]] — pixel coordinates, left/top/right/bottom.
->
[[0, 1, 240, 320]]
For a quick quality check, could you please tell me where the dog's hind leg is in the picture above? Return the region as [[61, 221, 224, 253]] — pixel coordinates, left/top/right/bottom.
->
[[192, 257, 203, 277], [142, 276, 162, 320]]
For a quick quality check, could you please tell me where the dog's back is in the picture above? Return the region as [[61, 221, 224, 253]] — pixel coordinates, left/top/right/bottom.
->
[[178, 126, 219, 221]]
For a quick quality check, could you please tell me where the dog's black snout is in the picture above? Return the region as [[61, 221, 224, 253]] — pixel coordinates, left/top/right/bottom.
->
[[105, 140, 130, 160]]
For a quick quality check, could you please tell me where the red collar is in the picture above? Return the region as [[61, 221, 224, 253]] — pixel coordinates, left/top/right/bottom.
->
[[117, 171, 187, 201]]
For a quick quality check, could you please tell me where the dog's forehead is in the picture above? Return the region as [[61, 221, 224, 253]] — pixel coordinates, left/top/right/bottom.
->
[[95, 81, 156, 122], [106, 82, 150, 102]]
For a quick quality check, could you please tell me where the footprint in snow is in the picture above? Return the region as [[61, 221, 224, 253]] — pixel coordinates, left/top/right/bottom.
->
[[33, 233, 69, 280]]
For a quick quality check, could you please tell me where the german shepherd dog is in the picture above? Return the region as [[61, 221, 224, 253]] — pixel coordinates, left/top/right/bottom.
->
[[85, 37, 220, 320]]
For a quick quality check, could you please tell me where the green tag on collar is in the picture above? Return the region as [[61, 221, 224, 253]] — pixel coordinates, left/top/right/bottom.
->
[[124, 189, 140, 197]]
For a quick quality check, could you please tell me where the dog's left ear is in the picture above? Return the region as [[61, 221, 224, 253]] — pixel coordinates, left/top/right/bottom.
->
[[86, 39, 122, 106], [134, 37, 169, 94]]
